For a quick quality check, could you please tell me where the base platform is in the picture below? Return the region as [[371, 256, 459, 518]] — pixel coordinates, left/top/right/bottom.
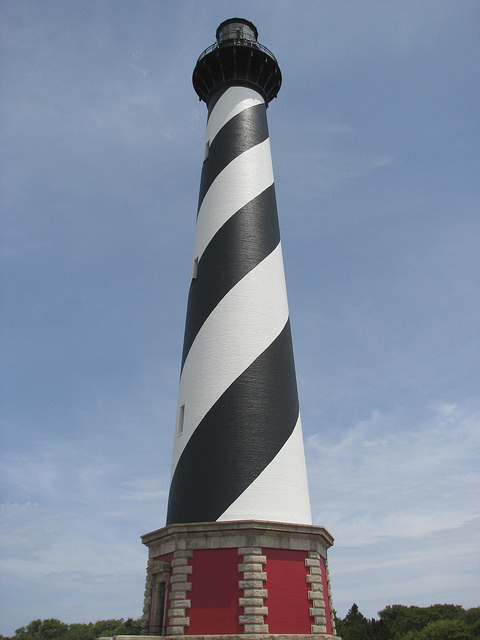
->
[[140, 520, 338, 637]]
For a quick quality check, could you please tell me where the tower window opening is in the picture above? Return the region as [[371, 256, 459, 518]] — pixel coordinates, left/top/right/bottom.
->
[[177, 404, 185, 436], [191, 257, 199, 282], [204, 140, 210, 161]]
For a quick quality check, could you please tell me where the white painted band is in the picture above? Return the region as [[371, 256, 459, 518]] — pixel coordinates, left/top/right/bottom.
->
[[218, 415, 312, 525], [194, 138, 274, 262], [171, 243, 289, 475], [205, 86, 265, 145]]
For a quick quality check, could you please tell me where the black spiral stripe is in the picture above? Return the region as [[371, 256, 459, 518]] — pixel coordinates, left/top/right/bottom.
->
[[197, 103, 269, 209], [167, 320, 299, 524], [181, 184, 280, 369]]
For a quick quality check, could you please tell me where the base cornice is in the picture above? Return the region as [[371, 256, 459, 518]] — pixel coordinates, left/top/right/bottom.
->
[[141, 519, 334, 551]]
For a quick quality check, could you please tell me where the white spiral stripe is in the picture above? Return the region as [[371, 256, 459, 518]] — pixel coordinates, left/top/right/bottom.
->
[[171, 243, 289, 475], [205, 86, 264, 145], [218, 416, 312, 524], [194, 139, 274, 262]]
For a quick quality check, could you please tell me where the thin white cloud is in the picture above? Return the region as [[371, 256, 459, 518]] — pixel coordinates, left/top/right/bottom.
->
[[331, 516, 480, 617], [307, 402, 480, 615], [122, 476, 169, 502], [308, 402, 479, 541]]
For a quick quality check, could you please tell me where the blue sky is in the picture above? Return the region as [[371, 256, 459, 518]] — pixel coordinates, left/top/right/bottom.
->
[[1, 0, 479, 635]]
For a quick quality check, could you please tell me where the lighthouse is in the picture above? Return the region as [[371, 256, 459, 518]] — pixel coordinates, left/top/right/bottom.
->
[[142, 19, 338, 638]]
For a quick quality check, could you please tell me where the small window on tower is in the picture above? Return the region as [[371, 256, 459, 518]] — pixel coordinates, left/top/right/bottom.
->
[[191, 257, 199, 282], [204, 140, 210, 161], [177, 404, 185, 436]]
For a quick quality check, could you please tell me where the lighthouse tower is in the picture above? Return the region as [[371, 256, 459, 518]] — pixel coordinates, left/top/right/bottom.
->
[[142, 19, 337, 639]]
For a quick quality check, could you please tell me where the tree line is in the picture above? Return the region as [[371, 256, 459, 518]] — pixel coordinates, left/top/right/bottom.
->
[[335, 603, 480, 639], [1, 604, 479, 639], [0, 618, 142, 640]]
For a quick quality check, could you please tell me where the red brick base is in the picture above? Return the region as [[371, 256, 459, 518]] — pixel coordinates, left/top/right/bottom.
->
[[141, 521, 338, 638]]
